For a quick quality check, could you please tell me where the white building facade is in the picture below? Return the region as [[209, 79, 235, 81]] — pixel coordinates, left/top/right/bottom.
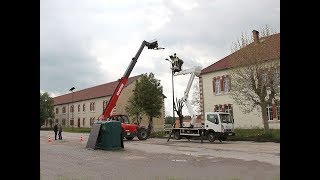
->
[[199, 31, 280, 129], [52, 75, 166, 131]]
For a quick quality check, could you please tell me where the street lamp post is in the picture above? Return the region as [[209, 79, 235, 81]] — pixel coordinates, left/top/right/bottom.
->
[[69, 87, 75, 130], [165, 56, 176, 125], [166, 53, 184, 127]]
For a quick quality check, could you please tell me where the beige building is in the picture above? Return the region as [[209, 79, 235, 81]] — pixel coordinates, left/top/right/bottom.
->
[[52, 75, 165, 131], [199, 31, 280, 129]]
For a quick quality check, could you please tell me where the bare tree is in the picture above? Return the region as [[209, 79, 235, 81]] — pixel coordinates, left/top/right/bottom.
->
[[229, 26, 280, 132], [173, 97, 184, 128]]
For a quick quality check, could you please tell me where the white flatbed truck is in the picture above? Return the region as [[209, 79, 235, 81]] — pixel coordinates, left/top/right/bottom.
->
[[167, 66, 235, 143]]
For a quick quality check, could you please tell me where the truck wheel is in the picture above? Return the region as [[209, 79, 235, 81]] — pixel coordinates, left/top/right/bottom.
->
[[125, 137, 134, 140], [207, 132, 215, 142], [137, 128, 147, 140], [174, 131, 181, 140]]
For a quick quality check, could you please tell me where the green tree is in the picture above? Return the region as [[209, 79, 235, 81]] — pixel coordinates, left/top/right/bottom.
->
[[40, 92, 54, 128], [229, 25, 280, 132], [128, 73, 163, 136], [125, 96, 143, 125], [165, 116, 174, 125]]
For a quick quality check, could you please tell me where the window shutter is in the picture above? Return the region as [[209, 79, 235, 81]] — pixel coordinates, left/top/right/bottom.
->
[[212, 77, 216, 93], [221, 105, 225, 112], [221, 76, 225, 91], [227, 75, 231, 91], [272, 103, 277, 119]]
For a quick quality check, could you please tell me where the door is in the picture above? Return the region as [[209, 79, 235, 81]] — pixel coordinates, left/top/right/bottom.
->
[[204, 112, 221, 132], [78, 118, 80, 128]]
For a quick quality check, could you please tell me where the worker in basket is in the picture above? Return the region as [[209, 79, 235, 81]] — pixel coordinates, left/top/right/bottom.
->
[[170, 53, 184, 73]]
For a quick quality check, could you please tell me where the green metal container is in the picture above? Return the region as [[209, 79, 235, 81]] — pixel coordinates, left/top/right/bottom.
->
[[95, 121, 123, 150]]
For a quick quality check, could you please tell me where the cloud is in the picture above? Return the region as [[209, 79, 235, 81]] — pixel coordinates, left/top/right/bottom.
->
[[41, 0, 280, 115]]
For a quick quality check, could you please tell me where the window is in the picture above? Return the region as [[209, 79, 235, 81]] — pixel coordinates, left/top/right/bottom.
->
[[219, 114, 232, 123], [78, 105, 80, 112], [116, 115, 129, 124], [70, 118, 74, 126], [103, 100, 108, 111], [62, 119, 66, 125], [224, 104, 233, 117], [70, 105, 74, 113], [55, 108, 59, 114], [83, 104, 86, 112], [90, 117, 95, 126], [207, 114, 218, 124], [83, 118, 85, 126], [267, 103, 273, 121], [214, 105, 222, 112], [223, 77, 229, 93], [90, 102, 95, 112], [62, 106, 66, 113], [215, 79, 221, 95]]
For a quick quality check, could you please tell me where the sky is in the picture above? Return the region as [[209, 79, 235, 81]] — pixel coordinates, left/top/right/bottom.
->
[[40, 0, 280, 117]]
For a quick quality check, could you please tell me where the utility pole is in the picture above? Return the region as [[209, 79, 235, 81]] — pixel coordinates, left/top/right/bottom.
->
[[165, 53, 183, 127], [69, 87, 75, 130]]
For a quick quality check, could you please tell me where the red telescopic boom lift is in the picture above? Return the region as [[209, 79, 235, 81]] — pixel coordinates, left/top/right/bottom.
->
[[86, 40, 164, 149], [99, 40, 162, 120]]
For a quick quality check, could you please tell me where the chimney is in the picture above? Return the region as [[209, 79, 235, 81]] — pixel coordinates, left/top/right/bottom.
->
[[252, 30, 259, 43]]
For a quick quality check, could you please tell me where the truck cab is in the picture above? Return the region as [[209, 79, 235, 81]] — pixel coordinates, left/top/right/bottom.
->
[[204, 112, 235, 142]]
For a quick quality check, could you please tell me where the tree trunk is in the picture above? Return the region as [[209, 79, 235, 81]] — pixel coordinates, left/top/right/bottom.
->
[[147, 116, 153, 136], [179, 115, 184, 128], [260, 102, 270, 132], [136, 113, 140, 125]]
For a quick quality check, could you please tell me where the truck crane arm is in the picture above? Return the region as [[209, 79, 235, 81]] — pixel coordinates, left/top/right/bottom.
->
[[99, 40, 163, 121], [174, 66, 201, 127]]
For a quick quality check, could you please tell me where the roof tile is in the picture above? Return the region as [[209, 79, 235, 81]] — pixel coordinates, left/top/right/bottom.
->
[[53, 75, 141, 105], [201, 33, 280, 74]]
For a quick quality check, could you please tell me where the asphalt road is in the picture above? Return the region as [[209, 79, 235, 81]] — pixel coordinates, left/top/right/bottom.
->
[[40, 131, 280, 180]]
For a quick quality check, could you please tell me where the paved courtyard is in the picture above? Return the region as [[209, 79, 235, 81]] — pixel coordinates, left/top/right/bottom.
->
[[40, 131, 280, 180]]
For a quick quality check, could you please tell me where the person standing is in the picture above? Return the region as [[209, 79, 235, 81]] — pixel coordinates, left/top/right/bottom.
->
[[58, 123, 63, 140], [53, 123, 58, 140]]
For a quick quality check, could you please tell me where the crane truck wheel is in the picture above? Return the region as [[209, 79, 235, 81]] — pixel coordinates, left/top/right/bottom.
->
[[137, 128, 148, 140], [207, 132, 216, 143], [174, 130, 181, 140]]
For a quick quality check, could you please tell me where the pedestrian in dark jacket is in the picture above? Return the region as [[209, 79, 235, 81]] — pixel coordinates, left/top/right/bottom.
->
[[58, 123, 63, 140], [53, 123, 58, 140]]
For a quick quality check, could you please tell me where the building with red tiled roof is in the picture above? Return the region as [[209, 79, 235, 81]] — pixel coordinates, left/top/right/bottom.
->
[[199, 30, 280, 129], [52, 75, 165, 131]]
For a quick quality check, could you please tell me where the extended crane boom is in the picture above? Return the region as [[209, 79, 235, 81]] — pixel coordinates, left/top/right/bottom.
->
[[174, 66, 201, 127], [99, 40, 163, 121]]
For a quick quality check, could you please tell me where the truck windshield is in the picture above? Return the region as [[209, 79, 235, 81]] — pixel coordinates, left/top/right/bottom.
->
[[219, 114, 232, 123], [121, 116, 130, 124]]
